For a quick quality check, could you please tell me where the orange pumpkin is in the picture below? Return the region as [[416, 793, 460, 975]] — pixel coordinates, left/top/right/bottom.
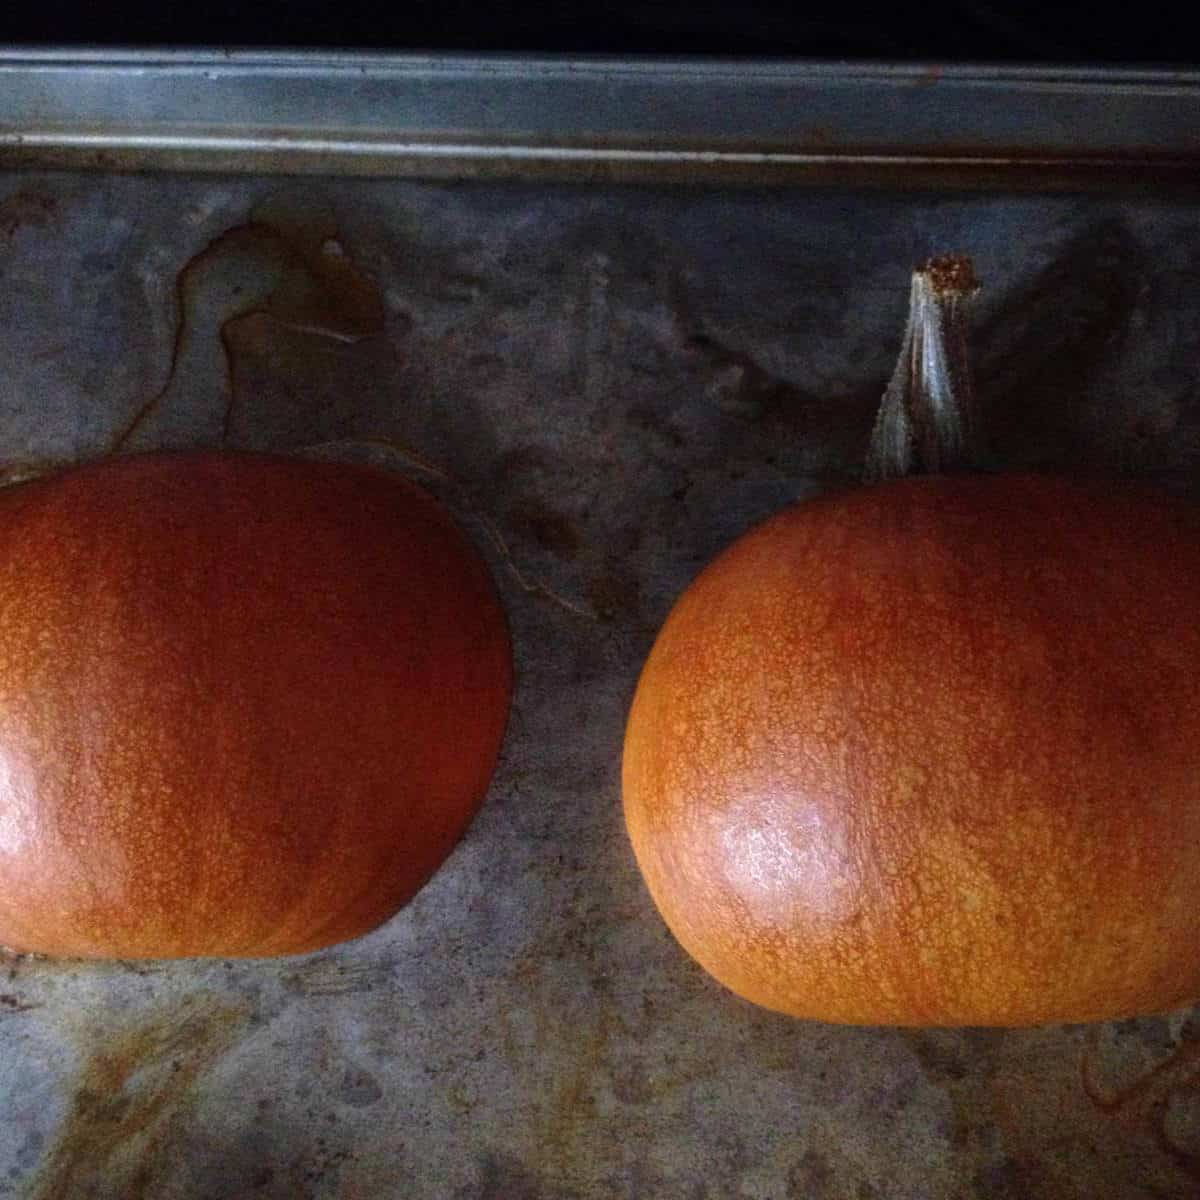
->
[[0, 451, 512, 959], [623, 258, 1200, 1026]]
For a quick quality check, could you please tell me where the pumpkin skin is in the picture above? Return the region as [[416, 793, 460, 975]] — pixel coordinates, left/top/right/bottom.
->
[[623, 473, 1200, 1026], [0, 451, 512, 959]]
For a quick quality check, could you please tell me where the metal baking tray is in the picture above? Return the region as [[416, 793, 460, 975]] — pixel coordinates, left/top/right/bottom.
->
[[5, 51, 1200, 186], [3, 50, 1200, 1200]]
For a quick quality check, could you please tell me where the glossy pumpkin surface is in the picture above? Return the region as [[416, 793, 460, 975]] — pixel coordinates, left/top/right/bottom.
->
[[0, 451, 512, 959], [624, 474, 1200, 1025]]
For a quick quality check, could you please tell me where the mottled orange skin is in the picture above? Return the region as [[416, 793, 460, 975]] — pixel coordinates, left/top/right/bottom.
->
[[624, 474, 1200, 1026], [0, 451, 512, 959]]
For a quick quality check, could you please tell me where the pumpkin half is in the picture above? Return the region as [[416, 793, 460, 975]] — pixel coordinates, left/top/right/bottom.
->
[[623, 472, 1200, 1026], [0, 451, 512, 959]]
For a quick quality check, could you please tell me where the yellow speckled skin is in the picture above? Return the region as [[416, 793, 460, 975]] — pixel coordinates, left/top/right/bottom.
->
[[0, 451, 512, 959], [623, 474, 1200, 1026]]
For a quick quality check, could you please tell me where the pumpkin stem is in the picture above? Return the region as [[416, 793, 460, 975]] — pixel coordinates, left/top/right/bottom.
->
[[864, 254, 981, 482]]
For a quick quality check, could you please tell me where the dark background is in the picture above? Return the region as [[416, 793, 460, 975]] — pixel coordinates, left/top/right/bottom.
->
[[3, 2, 1195, 62]]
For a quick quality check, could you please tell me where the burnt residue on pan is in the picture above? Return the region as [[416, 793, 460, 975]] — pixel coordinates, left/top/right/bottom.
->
[[110, 192, 388, 454], [29, 999, 249, 1200]]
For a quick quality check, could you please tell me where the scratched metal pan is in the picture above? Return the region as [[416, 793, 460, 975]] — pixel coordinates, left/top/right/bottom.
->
[[3, 51, 1200, 187], [3, 50, 1200, 1200]]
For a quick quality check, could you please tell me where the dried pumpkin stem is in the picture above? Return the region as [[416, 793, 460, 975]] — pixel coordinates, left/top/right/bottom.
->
[[864, 254, 981, 482]]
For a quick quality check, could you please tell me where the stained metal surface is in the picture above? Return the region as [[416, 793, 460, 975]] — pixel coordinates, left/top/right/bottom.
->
[[1, 171, 1200, 1199], [3, 53, 1200, 185]]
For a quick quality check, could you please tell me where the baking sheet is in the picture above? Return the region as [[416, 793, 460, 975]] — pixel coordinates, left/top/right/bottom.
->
[[2, 166, 1200, 1199], [5, 53, 1200, 186]]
